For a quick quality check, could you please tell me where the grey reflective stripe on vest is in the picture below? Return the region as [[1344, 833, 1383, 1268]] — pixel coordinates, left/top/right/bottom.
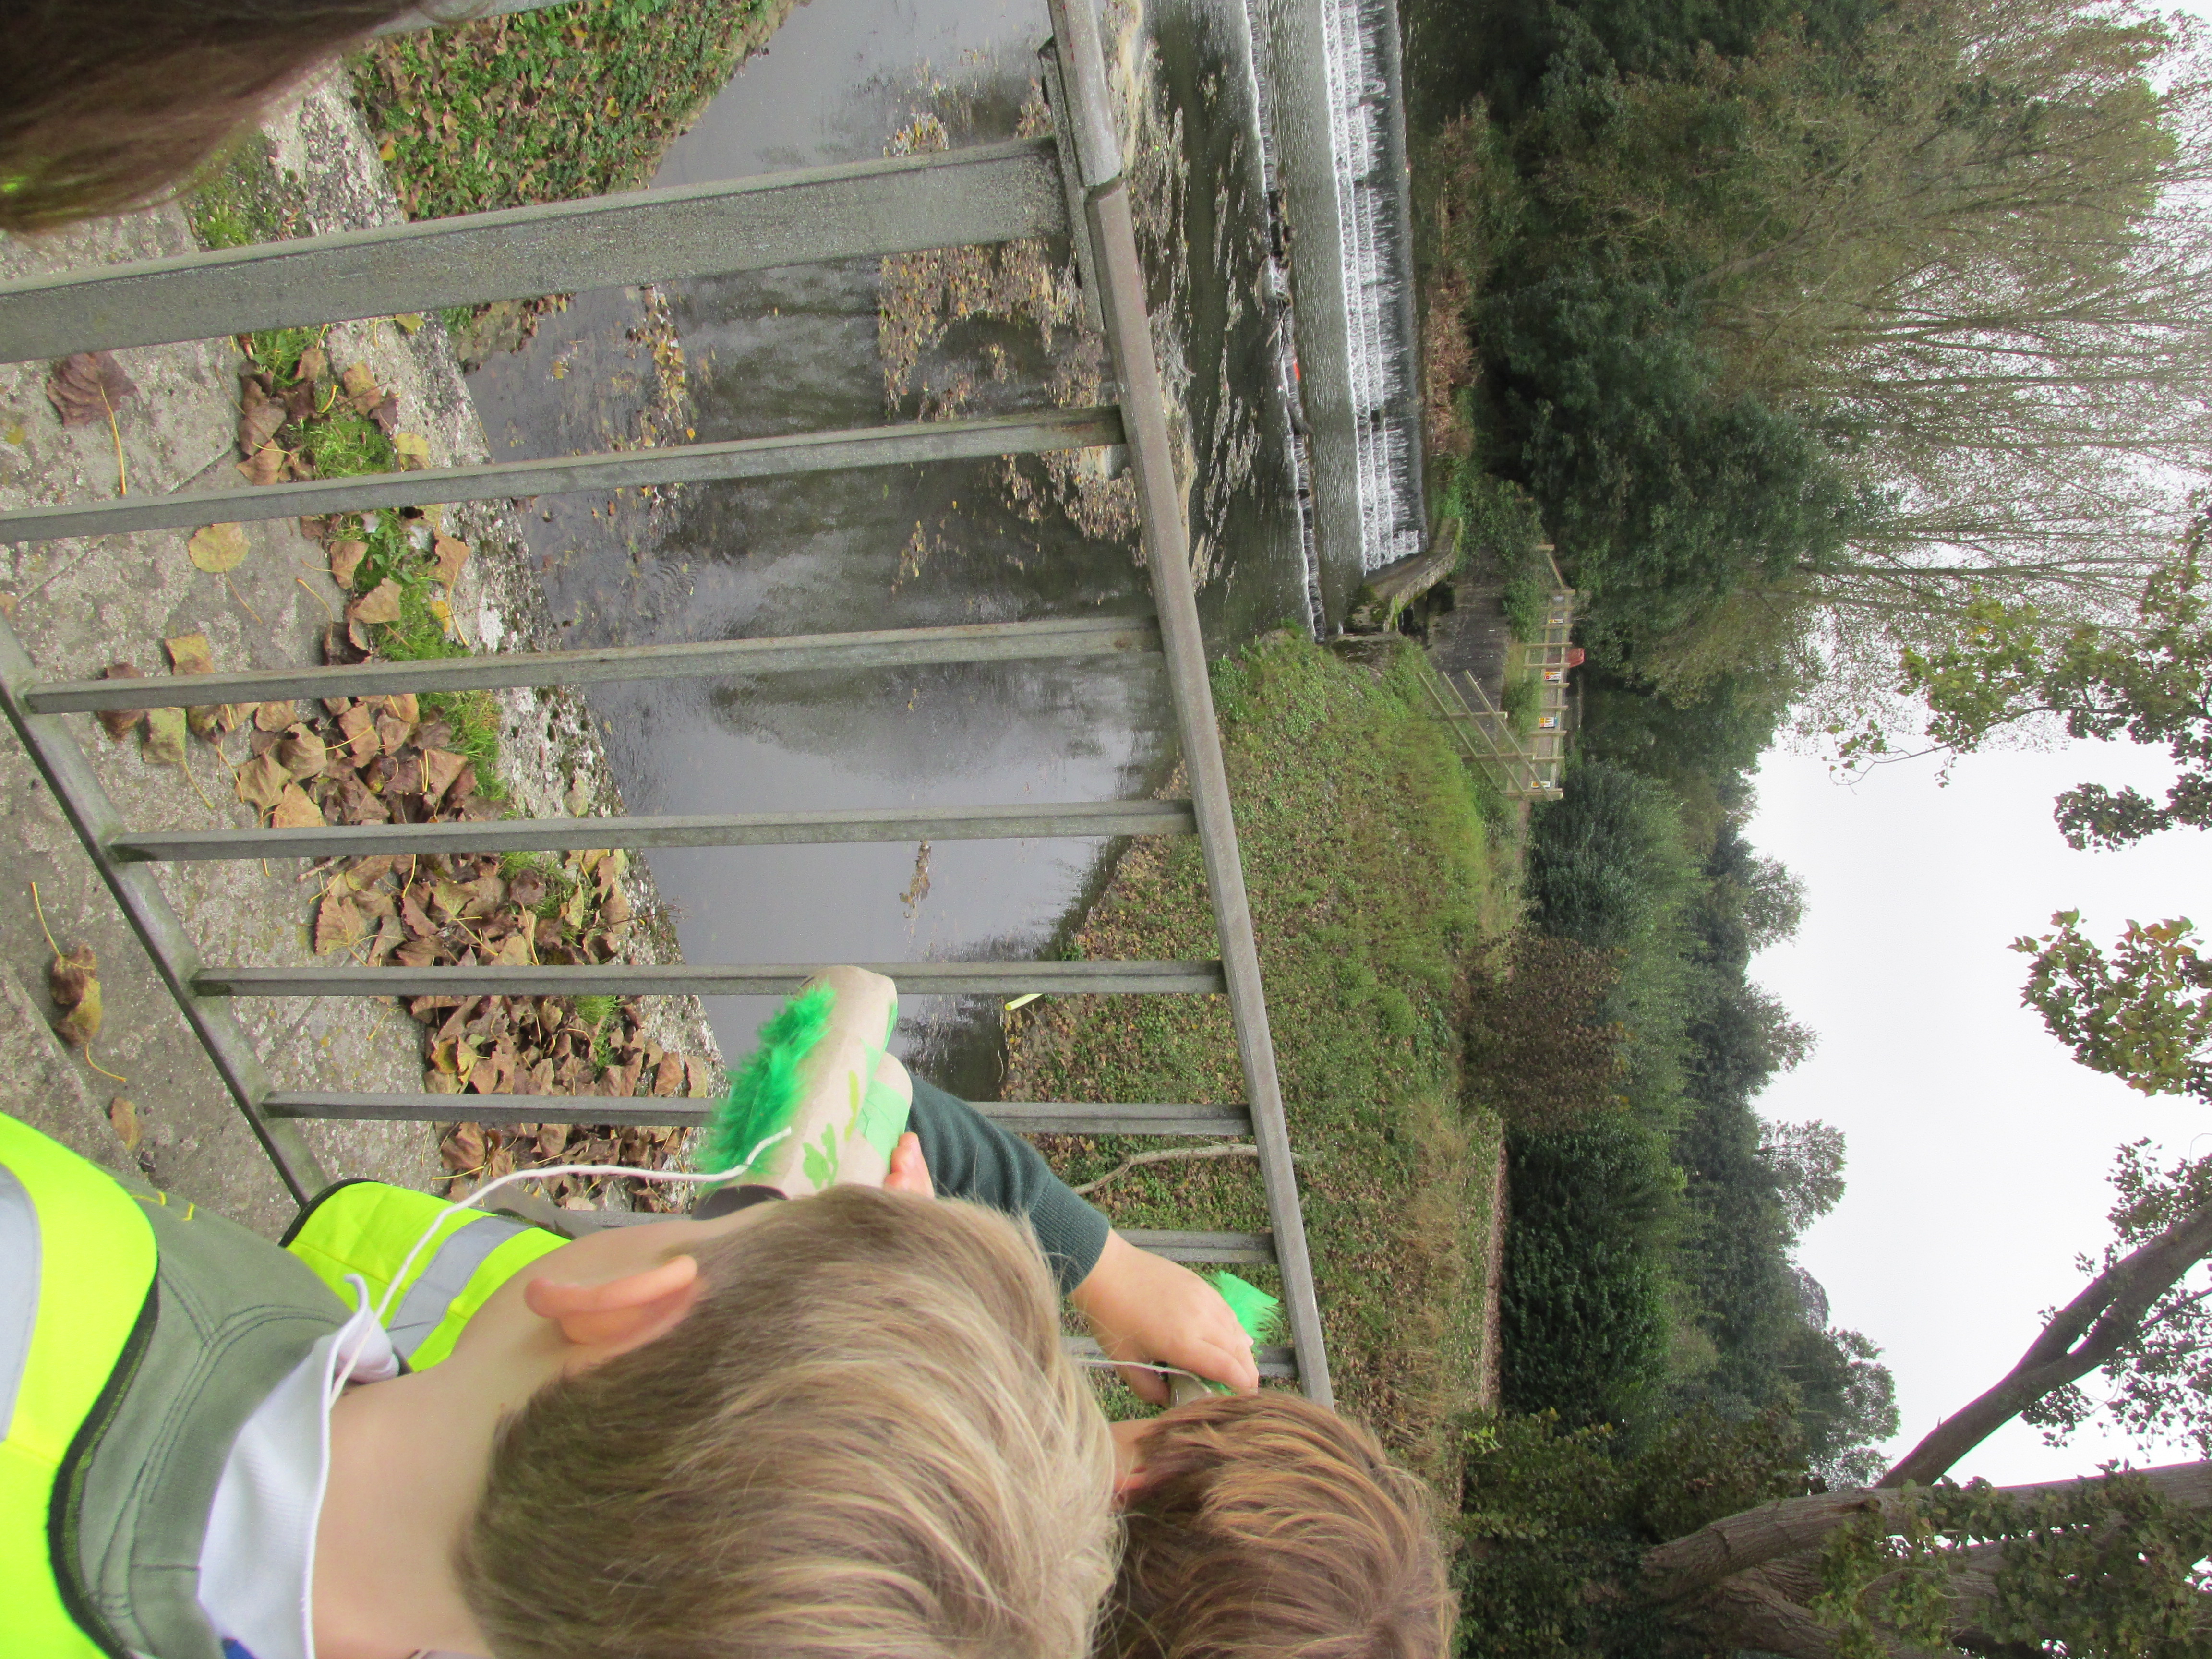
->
[[0, 1165, 37, 1433], [385, 1213, 530, 1359]]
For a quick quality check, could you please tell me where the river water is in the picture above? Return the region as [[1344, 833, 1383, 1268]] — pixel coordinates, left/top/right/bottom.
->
[[465, 0, 1336, 1093]]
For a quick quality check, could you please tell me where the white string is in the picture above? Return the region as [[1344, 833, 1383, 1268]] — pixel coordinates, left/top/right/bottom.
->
[[371, 1128, 793, 1326]]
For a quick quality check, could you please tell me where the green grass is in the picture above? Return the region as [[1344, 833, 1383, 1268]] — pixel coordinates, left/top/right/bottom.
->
[[352, 0, 800, 220], [1501, 669, 1541, 738], [1006, 635, 1517, 1488]]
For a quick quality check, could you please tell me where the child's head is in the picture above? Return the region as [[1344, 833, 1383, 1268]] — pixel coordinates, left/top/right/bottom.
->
[[455, 1185, 1118, 1659], [1106, 1392, 1452, 1659]]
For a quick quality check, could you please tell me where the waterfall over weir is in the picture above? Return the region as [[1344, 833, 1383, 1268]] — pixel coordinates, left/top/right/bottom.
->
[[1247, 0, 1425, 612]]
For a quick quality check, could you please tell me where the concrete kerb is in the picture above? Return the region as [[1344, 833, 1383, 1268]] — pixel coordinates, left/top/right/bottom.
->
[[0, 71, 718, 1236]]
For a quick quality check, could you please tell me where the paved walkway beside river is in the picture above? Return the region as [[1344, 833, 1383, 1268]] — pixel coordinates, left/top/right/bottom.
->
[[0, 74, 714, 1235]]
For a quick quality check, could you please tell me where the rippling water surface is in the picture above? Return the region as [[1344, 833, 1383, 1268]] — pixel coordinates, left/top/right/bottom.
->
[[466, 0, 1324, 1093]]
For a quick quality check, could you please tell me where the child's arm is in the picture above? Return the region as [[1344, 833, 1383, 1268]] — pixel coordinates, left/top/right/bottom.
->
[[907, 1077, 1108, 1292], [904, 1079, 1261, 1398]]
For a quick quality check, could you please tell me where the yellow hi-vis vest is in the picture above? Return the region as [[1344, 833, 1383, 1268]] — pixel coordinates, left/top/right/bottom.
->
[[280, 1180, 565, 1370], [0, 1113, 158, 1659]]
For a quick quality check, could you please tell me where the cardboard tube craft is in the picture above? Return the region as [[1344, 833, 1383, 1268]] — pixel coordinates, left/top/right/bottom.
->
[[697, 964, 912, 1198]]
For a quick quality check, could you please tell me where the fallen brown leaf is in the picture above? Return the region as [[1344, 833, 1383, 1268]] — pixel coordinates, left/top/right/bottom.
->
[[186, 522, 250, 574], [392, 432, 431, 470], [108, 1096, 140, 1153], [236, 443, 288, 487], [164, 633, 216, 676], [233, 751, 289, 809], [298, 345, 329, 386], [141, 707, 186, 766], [275, 725, 327, 781], [254, 700, 297, 733], [271, 783, 325, 828], [96, 663, 145, 740], [420, 747, 467, 804], [432, 534, 470, 588], [328, 540, 367, 587], [49, 943, 101, 1047], [315, 894, 368, 955], [348, 580, 403, 626], [46, 352, 137, 428], [238, 388, 285, 456], [335, 704, 378, 760]]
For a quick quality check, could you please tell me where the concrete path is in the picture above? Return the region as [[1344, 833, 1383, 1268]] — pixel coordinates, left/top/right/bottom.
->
[[0, 74, 713, 1236]]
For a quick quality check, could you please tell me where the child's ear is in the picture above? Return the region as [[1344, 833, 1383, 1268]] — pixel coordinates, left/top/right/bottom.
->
[[522, 1254, 701, 1359]]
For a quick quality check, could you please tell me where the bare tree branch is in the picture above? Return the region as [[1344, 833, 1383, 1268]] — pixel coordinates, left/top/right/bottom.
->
[[1883, 1205, 2212, 1485]]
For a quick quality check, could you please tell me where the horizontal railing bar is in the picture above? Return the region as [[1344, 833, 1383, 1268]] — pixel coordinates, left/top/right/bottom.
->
[[0, 138, 1063, 361], [0, 408, 1123, 544], [27, 615, 1159, 713], [262, 1094, 1253, 1136], [983, 1102, 1254, 1135], [197, 961, 1226, 997], [1067, 1335, 1295, 1379], [266, 1093, 709, 1125], [1119, 1229, 1275, 1264], [112, 800, 1196, 863]]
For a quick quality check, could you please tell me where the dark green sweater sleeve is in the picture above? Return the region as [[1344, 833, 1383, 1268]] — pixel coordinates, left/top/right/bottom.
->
[[907, 1077, 1111, 1295]]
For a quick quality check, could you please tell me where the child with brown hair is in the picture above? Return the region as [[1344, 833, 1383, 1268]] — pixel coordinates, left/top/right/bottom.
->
[[886, 1090, 1456, 1659], [1105, 1392, 1455, 1659]]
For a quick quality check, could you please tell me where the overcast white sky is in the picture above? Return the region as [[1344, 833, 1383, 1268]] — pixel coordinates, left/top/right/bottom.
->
[[1746, 734, 2205, 1486]]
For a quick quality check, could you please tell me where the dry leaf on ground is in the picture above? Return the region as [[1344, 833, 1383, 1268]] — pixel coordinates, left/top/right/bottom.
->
[[46, 352, 137, 428], [271, 783, 325, 828], [108, 1096, 140, 1153], [50, 944, 101, 1047], [164, 633, 215, 676], [141, 707, 186, 766], [187, 523, 250, 574], [392, 432, 431, 469], [348, 580, 404, 626], [315, 894, 368, 955], [275, 726, 327, 781], [432, 534, 470, 587], [238, 385, 285, 455], [234, 751, 289, 809], [328, 540, 367, 586], [237, 443, 288, 486], [97, 663, 145, 740]]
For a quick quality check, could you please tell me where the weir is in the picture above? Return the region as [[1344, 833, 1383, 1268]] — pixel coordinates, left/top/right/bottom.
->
[[1249, 0, 1425, 609]]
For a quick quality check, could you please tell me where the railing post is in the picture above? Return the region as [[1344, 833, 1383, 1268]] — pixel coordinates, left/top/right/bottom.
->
[[1046, 0, 1333, 1407]]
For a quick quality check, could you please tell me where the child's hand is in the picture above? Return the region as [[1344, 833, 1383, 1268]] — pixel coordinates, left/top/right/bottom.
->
[[1070, 1231, 1261, 1403], [884, 1131, 935, 1197]]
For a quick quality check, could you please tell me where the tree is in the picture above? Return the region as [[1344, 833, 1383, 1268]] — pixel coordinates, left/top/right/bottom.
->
[[1493, 0, 2212, 692], [2015, 914, 2212, 1105], [1459, 1141, 2212, 1659], [1760, 1118, 1846, 1235], [1874, 542, 2212, 849]]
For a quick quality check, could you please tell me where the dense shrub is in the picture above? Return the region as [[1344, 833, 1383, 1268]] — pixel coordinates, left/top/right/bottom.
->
[[1524, 761, 1695, 954], [1466, 934, 1626, 1130], [1500, 1118, 1678, 1427]]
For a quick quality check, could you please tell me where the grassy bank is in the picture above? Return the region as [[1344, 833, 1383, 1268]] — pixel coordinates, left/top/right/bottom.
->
[[1005, 634, 1515, 1486], [352, 0, 799, 219]]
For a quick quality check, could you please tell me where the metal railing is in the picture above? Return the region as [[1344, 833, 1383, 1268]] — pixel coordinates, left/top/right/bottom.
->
[[1412, 582, 1577, 801], [0, 0, 1330, 1402]]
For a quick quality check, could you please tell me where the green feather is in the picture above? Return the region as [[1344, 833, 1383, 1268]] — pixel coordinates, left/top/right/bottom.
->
[[697, 982, 837, 1186], [1203, 1272, 1284, 1393]]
